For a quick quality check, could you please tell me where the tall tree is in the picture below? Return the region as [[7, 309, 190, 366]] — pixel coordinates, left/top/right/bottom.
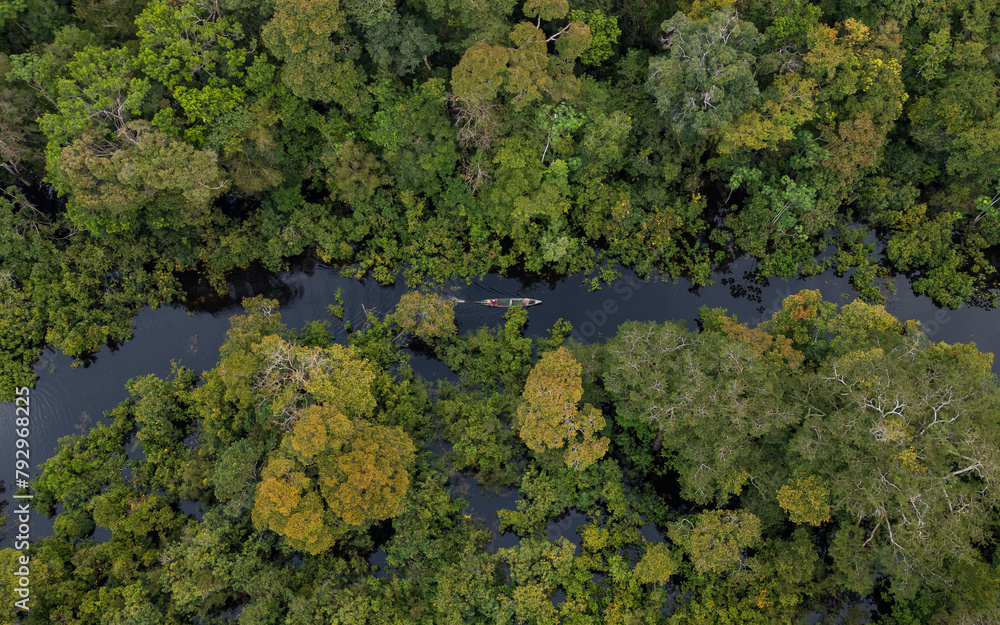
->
[[669, 509, 762, 575], [388, 291, 457, 344], [792, 336, 1000, 598], [252, 403, 416, 551], [603, 318, 798, 503], [55, 122, 227, 234], [647, 9, 762, 143], [261, 0, 370, 114], [516, 346, 609, 470]]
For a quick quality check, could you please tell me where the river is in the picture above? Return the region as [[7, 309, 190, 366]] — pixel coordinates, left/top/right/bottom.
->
[[1, 256, 996, 547]]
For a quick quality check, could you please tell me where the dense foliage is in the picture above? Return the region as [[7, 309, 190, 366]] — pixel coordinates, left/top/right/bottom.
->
[[3, 0, 1000, 618], [2, 0, 1000, 397], [5, 291, 998, 623]]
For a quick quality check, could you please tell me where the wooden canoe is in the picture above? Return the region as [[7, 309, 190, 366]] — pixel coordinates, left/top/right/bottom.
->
[[475, 297, 542, 307]]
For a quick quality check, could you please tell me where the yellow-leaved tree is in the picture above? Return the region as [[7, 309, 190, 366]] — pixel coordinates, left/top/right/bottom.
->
[[669, 509, 762, 574], [252, 456, 336, 555], [388, 292, 457, 344], [252, 404, 416, 553], [319, 420, 416, 526], [777, 474, 832, 526], [516, 346, 609, 470], [634, 542, 680, 586]]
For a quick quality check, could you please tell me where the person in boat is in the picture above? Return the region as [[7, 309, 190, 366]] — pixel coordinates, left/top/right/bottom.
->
[[489, 299, 497, 306], [523, 298, 530, 306]]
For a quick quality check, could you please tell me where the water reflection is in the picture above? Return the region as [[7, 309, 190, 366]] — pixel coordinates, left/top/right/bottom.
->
[[3, 259, 999, 550], [179, 500, 206, 522], [404, 351, 458, 385], [449, 472, 520, 553]]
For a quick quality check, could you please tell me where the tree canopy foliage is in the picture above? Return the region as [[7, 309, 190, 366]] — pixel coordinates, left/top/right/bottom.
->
[[3, 0, 1000, 399], [17, 290, 1000, 623], [5, 0, 1000, 618]]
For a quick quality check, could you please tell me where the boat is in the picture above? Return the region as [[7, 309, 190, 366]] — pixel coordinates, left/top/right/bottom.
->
[[473, 297, 542, 307]]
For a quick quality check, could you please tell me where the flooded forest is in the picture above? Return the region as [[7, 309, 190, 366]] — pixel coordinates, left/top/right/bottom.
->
[[1, 0, 1000, 622]]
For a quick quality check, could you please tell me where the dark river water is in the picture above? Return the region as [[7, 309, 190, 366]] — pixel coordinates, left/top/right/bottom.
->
[[1, 257, 995, 550]]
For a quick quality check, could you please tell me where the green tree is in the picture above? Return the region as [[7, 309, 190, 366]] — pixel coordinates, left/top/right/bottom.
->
[[497, 537, 585, 624], [210, 438, 267, 517], [322, 138, 390, 204], [569, 9, 620, 66], [261, 0, 369, 113], [603, 318, 798, 502], [159, 518, 240, 615], [449, 41, 508, 151], [647, 9, 761, 141], [725, 168, 824, 275], [127, 366, 198, 494], [718, 73, 817, 154], [792, 332, 1000, 600], [32, 43, 149, 149], [135, 0, 249, 145], [250, 334, 376, 423], [362, 14, 440, 76], [55, 122, 227, 234], [366, 78, 458, 197], [633, 542, 679, 585], [760, 289, 836, 357], [33, 409, 132, 515], [804, 19, 908, 188]]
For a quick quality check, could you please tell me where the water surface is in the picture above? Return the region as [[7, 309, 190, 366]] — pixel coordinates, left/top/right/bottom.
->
[[1, 259, 995, 546]]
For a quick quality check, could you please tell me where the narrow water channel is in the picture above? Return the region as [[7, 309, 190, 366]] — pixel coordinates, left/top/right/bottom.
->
[[1, 257, 996, 547]]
